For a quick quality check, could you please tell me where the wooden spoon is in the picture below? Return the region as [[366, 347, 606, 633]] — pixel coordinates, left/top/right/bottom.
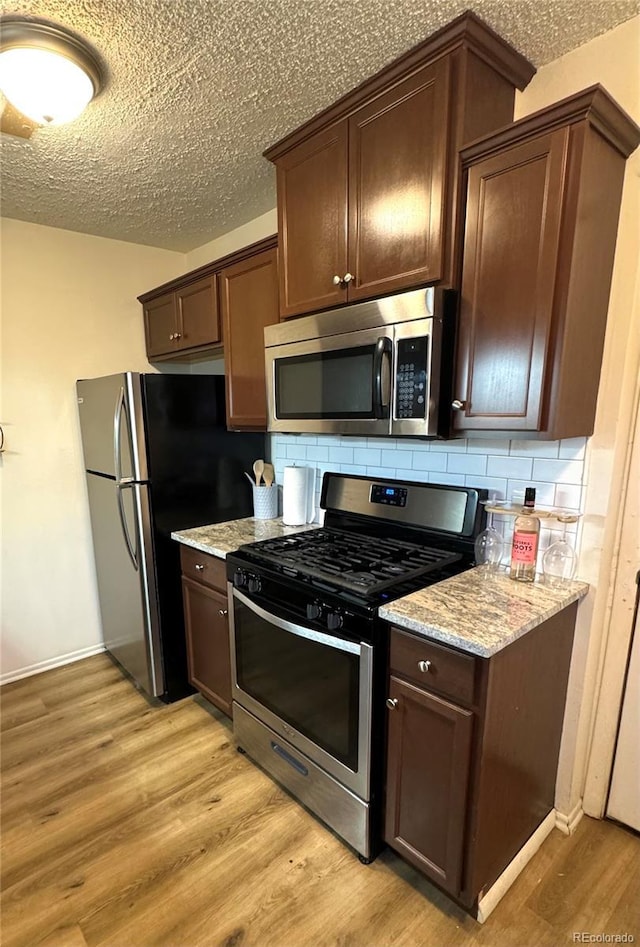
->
[[262, 462, 275, 487], [253, 459, 264, 485]]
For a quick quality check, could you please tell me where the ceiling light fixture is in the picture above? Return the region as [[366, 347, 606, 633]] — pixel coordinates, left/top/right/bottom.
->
[[0, 18, 103, 127]]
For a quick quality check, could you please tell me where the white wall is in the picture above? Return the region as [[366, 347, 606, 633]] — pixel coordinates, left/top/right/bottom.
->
[[185, 209, 277, 270], [0, 220, 185, 681], [273, 433, 586, 555]]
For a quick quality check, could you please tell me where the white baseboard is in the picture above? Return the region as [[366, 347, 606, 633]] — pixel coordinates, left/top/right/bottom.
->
[[554, 800, 584, 836], [0, 644, 106, 686], [476, 809, 557, 924]]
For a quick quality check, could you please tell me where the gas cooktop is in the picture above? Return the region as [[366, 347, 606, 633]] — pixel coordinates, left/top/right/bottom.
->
[[231, 473, 487, 610], [235, 527, 461, 599]]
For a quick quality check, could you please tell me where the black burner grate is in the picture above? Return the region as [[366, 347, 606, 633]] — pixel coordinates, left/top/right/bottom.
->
[[238, 528, 461, 598]]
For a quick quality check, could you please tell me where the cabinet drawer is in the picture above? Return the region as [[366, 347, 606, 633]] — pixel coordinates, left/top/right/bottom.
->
[[180, 546, 227, 592], [389, 628, 477, 706]]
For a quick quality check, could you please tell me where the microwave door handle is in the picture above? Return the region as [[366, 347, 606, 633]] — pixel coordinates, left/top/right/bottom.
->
[[373, 337, 392, 419]]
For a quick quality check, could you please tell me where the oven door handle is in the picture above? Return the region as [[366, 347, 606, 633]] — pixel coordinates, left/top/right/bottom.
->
[[232, 588, 362, 655], [372, 336, 392, 419]]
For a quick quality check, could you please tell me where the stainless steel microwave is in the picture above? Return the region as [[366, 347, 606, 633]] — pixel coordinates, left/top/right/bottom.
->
[[264, 287, 456, 438]]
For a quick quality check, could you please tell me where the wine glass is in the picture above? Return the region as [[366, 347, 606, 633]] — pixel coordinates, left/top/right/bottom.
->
[[542, 515, 577, 588], [474, 505, 505, 576]]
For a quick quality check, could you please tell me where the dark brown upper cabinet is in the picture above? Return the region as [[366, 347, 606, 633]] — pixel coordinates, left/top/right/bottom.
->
[[142, 275, 220, 359], [219, 245, 279, 430], [264, 12, 535, 320], [139, 236, 279, 430], [453, 86, 640, 440]]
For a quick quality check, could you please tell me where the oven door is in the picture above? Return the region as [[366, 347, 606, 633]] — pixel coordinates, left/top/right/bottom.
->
[[229, 587, 373, 801], [265, 326, 392, 436]]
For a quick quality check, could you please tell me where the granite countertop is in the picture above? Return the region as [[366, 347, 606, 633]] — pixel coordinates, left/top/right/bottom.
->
[[379, 568, 589, 658], [174, 518, 589, 658], [171, 517, 318, 558]]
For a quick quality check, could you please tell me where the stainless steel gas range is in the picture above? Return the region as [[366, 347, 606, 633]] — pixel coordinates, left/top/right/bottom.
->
[[226, 473, 487, 861]]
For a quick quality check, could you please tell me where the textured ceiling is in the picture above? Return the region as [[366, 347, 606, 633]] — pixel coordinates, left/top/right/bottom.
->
[[1, 0, 638, 252]]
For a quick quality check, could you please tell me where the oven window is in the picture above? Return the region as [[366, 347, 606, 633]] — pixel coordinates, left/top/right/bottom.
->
[[275, 347, 375, 419], [234, 599, 360, 770]]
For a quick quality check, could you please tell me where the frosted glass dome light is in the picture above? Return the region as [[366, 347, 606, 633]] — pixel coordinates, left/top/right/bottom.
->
[[0, 19, 102, 126]]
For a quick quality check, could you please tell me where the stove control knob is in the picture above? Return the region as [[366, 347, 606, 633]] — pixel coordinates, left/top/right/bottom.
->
[[306, 602, 323, 621], [233, 569, 247, 589], [247, 575, 262, 594], [326, 610, 343, 631]]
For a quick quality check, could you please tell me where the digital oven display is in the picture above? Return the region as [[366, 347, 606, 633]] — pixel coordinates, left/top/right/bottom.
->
[[370, 484, 408, 507]]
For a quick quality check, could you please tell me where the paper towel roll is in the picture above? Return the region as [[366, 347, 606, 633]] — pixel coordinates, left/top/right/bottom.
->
[[282, 466, 311, 526]]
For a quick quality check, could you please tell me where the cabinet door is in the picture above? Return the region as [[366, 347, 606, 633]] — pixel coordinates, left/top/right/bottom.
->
[[453, 128, 569, 433], [384, 675, 473, 895], [144, 292, 178, 358], [181, 576, 232, 717], [219, 247, 279, 430], [347, 58, 451, 302], [276, 122, 349, 319], [176, 275, 221, 352]]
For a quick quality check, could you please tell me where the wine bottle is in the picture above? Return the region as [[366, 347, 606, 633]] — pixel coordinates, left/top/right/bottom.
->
[[510, 487, 540, 582]]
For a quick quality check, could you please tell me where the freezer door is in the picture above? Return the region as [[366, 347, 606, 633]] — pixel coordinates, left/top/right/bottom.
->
[[86, 473, 164, 698], [77, 373, 148, 481]]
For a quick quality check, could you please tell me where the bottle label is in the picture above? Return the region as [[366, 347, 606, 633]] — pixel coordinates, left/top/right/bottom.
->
[[512, 531, 538, 564]]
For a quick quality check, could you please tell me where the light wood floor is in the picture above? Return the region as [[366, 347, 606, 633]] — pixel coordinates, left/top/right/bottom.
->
[[1, 654, 638, 947]]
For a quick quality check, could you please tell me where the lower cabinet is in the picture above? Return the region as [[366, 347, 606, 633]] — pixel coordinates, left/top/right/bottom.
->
[[180, 547, 232, 717], [384, 604, 578, 909], [385, 676, 473, 895]]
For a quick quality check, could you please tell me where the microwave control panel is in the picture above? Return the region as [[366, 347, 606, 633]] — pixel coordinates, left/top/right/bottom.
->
[[395, 337, 428, 419]]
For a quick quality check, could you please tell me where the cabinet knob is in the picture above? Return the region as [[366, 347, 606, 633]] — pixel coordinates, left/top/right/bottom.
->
[[343, 272, 354, 284], [169, 333, 175, 340], [418, 660, 432, 673], [195, 564, 204, 571], [451, 400, 467, 410], [174, 332, 181, 340], [333, 275, 342, 285], [386, 698, 398, 710], [219, 608, 228, 617]]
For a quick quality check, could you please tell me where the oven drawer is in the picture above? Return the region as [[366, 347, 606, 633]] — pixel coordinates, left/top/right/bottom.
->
[[233, 702, 371, 858], [389, 627, 477, 706], [180, 546, 226, 592]]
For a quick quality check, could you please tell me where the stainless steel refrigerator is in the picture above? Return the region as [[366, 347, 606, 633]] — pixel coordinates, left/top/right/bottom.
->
[[76, 372, 264, 702]]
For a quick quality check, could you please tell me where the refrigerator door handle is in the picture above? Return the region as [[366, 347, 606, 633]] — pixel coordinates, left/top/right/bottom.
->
[[132, 482, 164, 697], [114, 385, 125, 483], [116, 481, 139, 571]]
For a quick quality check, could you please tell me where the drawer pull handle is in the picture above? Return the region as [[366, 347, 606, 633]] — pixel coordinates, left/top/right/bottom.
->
[[418, 660, 432, 673], [195, 564, 204, 571], [219, 609, 228, 617], [386, 698, 398, 710]]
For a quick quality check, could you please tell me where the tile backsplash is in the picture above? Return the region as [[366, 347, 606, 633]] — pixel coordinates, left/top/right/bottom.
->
[[270, 433, 588, 559]]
